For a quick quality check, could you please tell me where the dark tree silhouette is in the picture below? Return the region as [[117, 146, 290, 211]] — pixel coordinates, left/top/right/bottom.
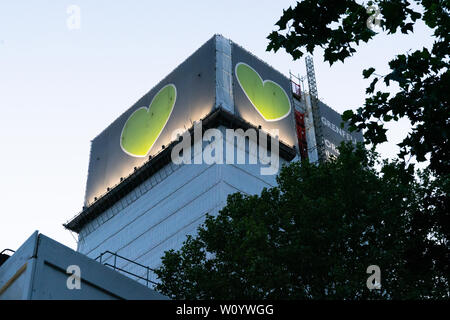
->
[[155, 144, 449, 299], [267, 0, 449, 176]]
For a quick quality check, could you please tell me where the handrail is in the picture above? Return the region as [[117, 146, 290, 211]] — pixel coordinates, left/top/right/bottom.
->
[[103, 263, 158, 286], [0, 249, 15, 255], [95, 250, 157, 287]]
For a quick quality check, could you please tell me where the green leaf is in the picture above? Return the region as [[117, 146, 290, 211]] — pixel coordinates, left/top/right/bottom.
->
[[342, 110, 354, 121], [363, 67, 376, 79]]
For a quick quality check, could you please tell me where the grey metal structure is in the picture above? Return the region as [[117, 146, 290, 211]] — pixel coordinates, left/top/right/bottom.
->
[[305, 56, 326, 162], [0, 231, 167, 300]]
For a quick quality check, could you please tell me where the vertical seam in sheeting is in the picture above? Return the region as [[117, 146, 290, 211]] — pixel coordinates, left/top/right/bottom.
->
[[215, 35, 234, 113]]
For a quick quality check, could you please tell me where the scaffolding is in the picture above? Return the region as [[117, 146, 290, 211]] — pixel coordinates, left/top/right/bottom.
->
[[289, 71, 304, 102], [289, 71, 309, 160], [305, 56, 325, 162]]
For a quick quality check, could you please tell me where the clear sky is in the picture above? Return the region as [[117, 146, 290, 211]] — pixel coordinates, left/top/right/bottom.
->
[[0, 0, 434, 251]]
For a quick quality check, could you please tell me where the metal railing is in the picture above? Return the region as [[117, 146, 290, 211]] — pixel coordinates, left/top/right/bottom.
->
[[95, 250, 158, 287], [0, 249, 15, 255]]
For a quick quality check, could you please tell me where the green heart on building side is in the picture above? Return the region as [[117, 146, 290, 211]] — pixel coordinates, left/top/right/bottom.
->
[[120, 84, 176, 157], [235, 62, 291, 122]]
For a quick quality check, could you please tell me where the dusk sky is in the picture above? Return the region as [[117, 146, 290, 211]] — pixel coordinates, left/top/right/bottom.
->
[[0, 0, 434, 250]]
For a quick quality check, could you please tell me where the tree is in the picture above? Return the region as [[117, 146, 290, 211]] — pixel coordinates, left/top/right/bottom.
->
[[267, 0, 449, 176], [154, 144, 449, 299]]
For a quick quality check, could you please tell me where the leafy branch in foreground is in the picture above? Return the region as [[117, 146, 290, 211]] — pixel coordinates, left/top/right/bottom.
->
[[267, 0, 449, 176]]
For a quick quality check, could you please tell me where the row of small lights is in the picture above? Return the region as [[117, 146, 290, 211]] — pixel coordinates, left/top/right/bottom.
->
[[87, 108, 292, 209], [87, 115, 208, 207], [86, 69, 303, 207]]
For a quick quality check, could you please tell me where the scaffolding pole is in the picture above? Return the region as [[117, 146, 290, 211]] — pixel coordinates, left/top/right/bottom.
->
[[305, 56, 326, 162]]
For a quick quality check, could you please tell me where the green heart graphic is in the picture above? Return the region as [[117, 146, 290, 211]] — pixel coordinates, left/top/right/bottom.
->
[[120, 84, 176, 157], [235, 62, 291, 121]]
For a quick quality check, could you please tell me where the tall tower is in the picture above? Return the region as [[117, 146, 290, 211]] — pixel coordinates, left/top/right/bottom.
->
[[64, 35, 363, 286]]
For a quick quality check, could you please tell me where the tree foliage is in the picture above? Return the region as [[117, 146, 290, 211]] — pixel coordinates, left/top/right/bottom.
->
[[154, 144, 449, 299], [267, 0, 449, 176]]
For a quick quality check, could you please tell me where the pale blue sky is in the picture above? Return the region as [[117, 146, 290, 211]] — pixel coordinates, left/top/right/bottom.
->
[[0, 0, 434, 250]]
